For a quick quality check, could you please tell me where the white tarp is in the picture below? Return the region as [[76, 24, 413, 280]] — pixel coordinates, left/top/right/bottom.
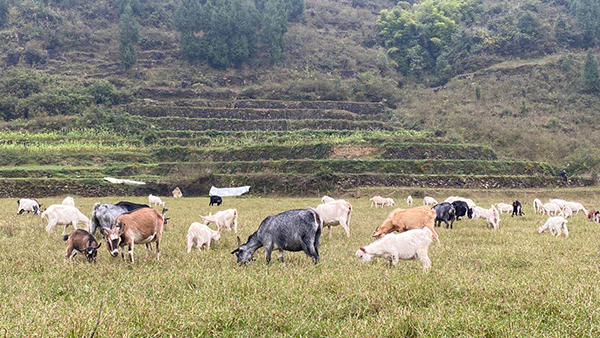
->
[[209, 186, 250, 197], [103, 177, 146, 186]]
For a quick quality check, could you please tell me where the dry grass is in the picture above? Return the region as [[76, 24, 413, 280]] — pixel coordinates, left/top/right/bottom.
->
[[2, 191, 600, 336]]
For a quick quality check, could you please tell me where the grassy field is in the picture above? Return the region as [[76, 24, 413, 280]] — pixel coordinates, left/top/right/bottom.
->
[[2, 191, 600, 337]]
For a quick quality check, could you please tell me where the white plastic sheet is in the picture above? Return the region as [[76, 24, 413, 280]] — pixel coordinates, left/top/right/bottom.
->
[[103, 177, 146, 186], [209, 186, 250, 197]]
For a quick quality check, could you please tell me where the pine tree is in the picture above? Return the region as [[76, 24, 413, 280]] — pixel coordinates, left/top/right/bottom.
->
[[262, 0, 289, 60], [582, 49, 600, 93], [118, 3, 140, 70], [0, 0, 8, 28]]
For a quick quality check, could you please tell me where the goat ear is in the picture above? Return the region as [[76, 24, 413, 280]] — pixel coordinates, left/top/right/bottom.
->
[[359, 247, 366, 252], [236, 236, 241, 247]]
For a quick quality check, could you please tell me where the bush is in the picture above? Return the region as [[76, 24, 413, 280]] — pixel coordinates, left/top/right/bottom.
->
[[85, 81, 129, 105]]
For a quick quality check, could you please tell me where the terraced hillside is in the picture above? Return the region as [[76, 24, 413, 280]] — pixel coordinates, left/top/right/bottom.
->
[[0, 91, 588, 197]]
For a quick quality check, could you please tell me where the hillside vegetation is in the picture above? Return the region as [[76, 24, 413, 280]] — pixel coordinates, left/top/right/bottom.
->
[[0, 0, 599, 193]]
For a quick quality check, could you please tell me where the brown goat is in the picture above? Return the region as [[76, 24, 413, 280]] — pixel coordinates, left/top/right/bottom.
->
[[101, 207, 166, 263], [588, 209, 599, 223], [372, 206, 439, 243], [63, 229, 101, 263]]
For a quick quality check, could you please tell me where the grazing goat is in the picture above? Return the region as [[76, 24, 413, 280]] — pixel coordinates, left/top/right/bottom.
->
[[148, 194, 165, 207], [588, 209, 599, 223], [201, 209, 238, 233], [432, 202, 455, 229], [42, 204, 91, 235], [90, 201, 149, 235], [372, 207, 439, 243], [370, 196, 387, 208], [560, 206, 573, 218], [537, 217, 569, 237], [549, 199, 568, 208], [62, 196, 75, 207], [512, 200, 524, 217], [321, 195, 336, 204], [17, 198, 41, 215], [101, 207, 167, 263], [63, 229, 101, 263], [476, 205, 500, 230], [533, 198, 543, 214], [187, 222, 221, 252], [543, 202, 561, 216], [564, 202, 587, 215], [172, 187, 183, 199], [315, 199, 352, 238], [496, 203, 513, 214], [423, 196, 438, 206], [452, 201, 473, 220], [356, 227, 432, 271], [232, 209, 322, 265], [209, 195, 222, 206], [384, 198, 395, 207], [406, 195, 413, 206]]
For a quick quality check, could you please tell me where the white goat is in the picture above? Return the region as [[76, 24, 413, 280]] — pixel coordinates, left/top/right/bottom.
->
[[62, 196, 75, 207], [42, 204, 91, 235], [549, 199, 568, 208], [537, 217, 569, 237], [384, 198, 395, 207], [496, 203, 513, 214], [564, 202, 587, 215], [172, 187, 183, 199], [200, 209, 238, 233], [477, 205, 500, 230], [445, 196, 476, 209], [423, 196, 438, 206], [321, 195, 336, 204], [356, 227, 432, 271], [315, 200, 352, 238], [370, 196, 387, 208], [187, 222, 221, 252], [543, 202, 561, 216], [406, 195, 413, 206], [148, 194, 165, 207], [533, 198, 543, 214], [17, 198, 41, 215], [560, 206, 573, 218]]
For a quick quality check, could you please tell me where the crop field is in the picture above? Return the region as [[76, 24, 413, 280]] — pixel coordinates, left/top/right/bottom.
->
[[2, 191, 600, 337]]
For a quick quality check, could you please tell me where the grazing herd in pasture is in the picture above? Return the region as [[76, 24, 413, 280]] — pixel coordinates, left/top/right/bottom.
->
[[15, 192, 599, 270]]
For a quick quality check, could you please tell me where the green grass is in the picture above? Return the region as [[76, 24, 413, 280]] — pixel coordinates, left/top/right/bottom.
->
[[2, 192, 600, 336]]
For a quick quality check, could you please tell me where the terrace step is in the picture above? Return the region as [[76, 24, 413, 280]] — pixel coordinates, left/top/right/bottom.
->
[[0, 159, 554, 179], [150, 143, 497, 161], [148, 116, 398, 132], [0, 174, 589, 198], [135, 90, 387, 114], [126, 105, 385, 121]]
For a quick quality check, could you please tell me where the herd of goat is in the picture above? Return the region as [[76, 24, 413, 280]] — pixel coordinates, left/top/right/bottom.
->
[[14, 192, 599, 270]]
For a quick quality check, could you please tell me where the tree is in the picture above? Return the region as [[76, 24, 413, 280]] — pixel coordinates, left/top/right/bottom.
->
[[0, 0, 8, 28], [571, 0, 600, 43], [582, 49, 600, 93], [377, 0, 479, 75], [262, 0, 289, 60], [118, 3, 140, 69]]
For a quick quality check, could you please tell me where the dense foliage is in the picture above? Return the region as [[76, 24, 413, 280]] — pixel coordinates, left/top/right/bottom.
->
[[118, 3, 140, 69], [174, 0, 303, 67]]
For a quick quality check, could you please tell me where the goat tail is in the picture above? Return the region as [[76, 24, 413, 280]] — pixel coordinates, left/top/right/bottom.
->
[[309, 208, 323, 230]]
